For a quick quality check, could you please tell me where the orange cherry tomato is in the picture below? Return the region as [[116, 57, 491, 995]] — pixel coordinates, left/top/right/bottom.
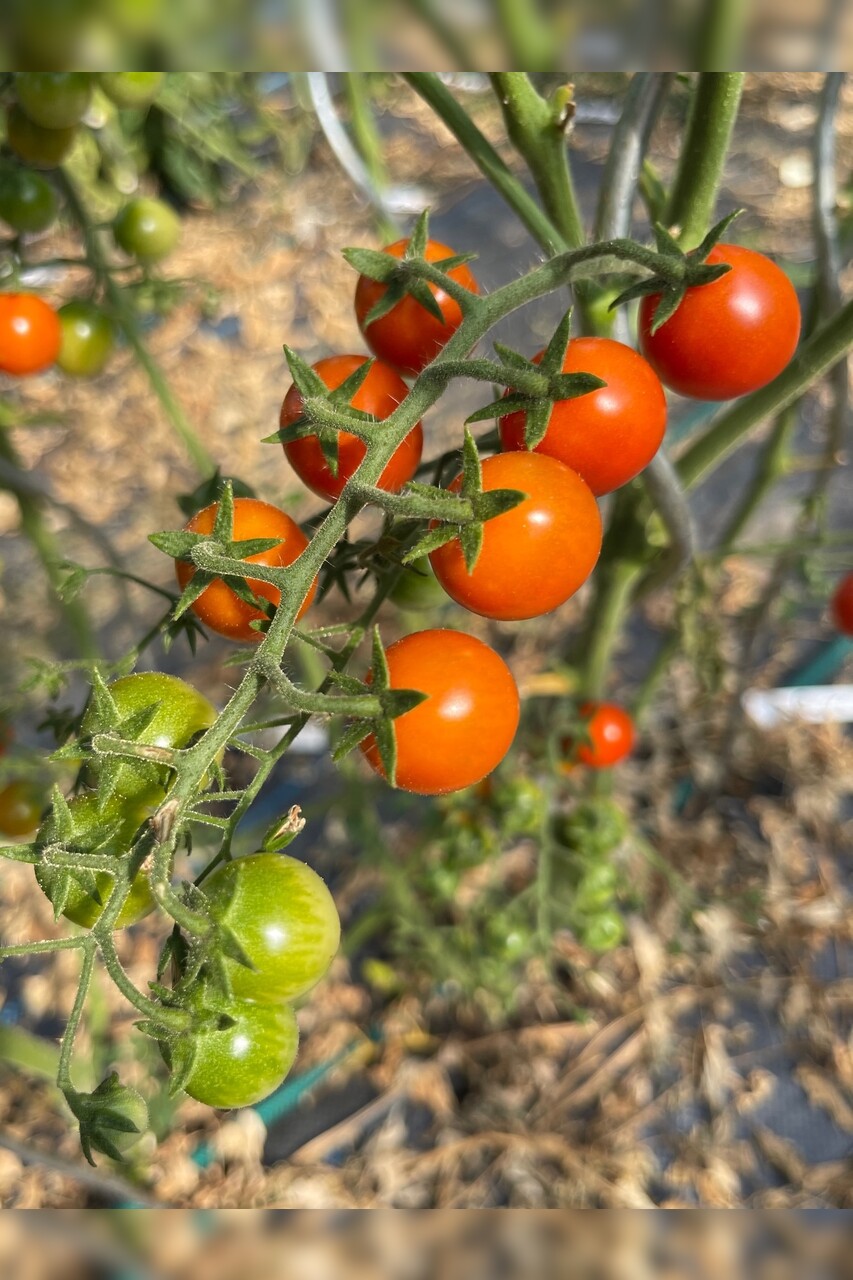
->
[[429, 452, 602, 620], [568, 702, 636, 770], [279, 354, 422, 502], [499, 337, 667, 496], [0, 293, 61, 376], [354, 238, 479, 377], [359, 628, 519, 795], [175, 497, 317, 643]]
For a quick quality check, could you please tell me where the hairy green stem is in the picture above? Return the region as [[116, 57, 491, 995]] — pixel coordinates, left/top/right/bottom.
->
[[491, 0, 556, 68], [666, 74, 744, 247], [57, 940, 96, 1092], [694, 0, 747, 70]]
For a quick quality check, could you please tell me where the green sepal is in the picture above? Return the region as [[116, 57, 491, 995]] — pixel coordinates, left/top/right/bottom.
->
[[176, 470, 256, 520], [164, 1035, 198, 1098], [539, 308, 574, 376], [331, 719, 371, 764], [472, 488, 527, 523], [364, 278, 406, 327], [493, 341, 534, 370], [282, 345, 328, 400], [406, 210, 430, 258], [379, 688, 428, 720], [66, 1074, 148, 1166], [523, 399, 553, 450], [550, 372, 606, 400], [157, 925, 188, 982], [400, 524, 458, 562], [148, 529, 204, 559], [650, 286, 687, 333], [327, 671, 368, 696], [341, 245, 400, 282], [686, 208, 743, 264], [404, 278, 446, 325], [607, 276, 665, 311], [653, 222, 684, 258], [465, 394, 525, 425]]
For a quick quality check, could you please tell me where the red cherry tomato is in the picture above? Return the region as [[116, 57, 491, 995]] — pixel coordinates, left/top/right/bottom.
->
[[354, 238, 479, 377], [638, 244, 801, 401], [359, 628, 520, 795], [175, 497, 317, 643], [280, 354, 423, 502], [569, 702, 636, 770], [499, 338, 667, 496], [429, 452, 602, 620], [831, 572, 853, 636], [0, 293, 61, 376]]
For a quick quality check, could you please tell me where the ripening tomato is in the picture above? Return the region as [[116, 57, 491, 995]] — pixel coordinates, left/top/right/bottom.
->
[[831, 573, 853, 635], [360, 629, 520, 795], [354, 238, 479, 377], [5, 106, 77, 169], [176, 999, 299, 1109], [15, 73, 92, 129], [99, 72, 164, 108], [639, 244, 801, 400], [499, 338, 667, 496], [0, 293, 61, 376], [280, 354, 423, 502], [568, 702, 636, 770], [113, 197, 180, 264], [429, 452, 602, 620], [0, 169, 58, 234], [0, 780, 44, 837], [175, 497, 317, 642], [57, 301, 114, 377], [201, 852, 341, 1002]]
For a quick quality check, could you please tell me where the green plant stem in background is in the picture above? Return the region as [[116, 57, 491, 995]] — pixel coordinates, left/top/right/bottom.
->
[[492, 0, 556, 68], [581, 560, 640, 699], [666, 74, 744, 247], [402, 0, 479, 69], [694, 0, 747, 71], [341, 73, 397, 242]]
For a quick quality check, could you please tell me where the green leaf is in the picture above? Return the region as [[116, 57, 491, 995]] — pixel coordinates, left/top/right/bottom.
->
[[165, 1036, 198, 1098], [432, 251, 477, 272], [228, 537, 283, 558], [172, 570, 217, 620], [341, 245, 399, 281], [363, 279, 406, 327]]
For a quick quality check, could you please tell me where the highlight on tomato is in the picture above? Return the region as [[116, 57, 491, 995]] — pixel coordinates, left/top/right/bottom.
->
[[168, 998, 299, 1110]]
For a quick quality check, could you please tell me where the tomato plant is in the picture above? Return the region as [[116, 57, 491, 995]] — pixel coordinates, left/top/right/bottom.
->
[[389, 556, 447, 611], [830, 572, 853, 635], [174, 496, 317, 642], [429, 452, 602, 619], [0, 780, 44, 837], [57, 301, 115, 378], [499, 338, 667, 496], [280, 354, 423, 501], [113, 197, 181, 264], [567, 702, 636, 770], [360, 629, 520, 794], [0, 293, 61, 376], [99, 73, 164, 108], [14, 73, 92, 130], [5, 106, 77, 168], [172, 999, 299, 1110], [201, 852, 341, 1002], [354, 238, 479, 376], [0, 168, 58, 234], [639, 244, 801, 400]]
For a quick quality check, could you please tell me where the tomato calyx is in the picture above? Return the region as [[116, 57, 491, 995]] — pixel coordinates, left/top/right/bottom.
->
[[264, 345, 378, 475], [609, 210, 742, 333], [66, 1073, 148, 1165], [466, 309, 607, 449]]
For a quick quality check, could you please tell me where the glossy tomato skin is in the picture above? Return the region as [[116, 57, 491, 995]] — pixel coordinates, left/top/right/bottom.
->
[[639, 244, 801, 400], [280, 354, 422, 502], [360, 629, 520, 795], [831, 573, 853, 636], [15, 73, 92, 129], [499, 338, 667, 496], [100, 73, 164, 108], [57, 301, 114, 377], [0, 169, 58, 234], [0, 293, 61, 376], [82, 672, 219, 806], [354, 238, 479, 377], [6, 106, 76, 168], [201, 853, 341, 1002], [113, 197, 180, 263], [178, 999, 299, 1109], [34, 793, 154, 929], [0, 780, 44, 837], [175, 497, 317, 642], [429, 452, 602, 620], [573, 702, 636, 769]]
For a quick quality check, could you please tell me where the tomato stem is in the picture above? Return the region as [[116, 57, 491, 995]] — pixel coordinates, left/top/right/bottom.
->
[[666, 74, 744, 249]]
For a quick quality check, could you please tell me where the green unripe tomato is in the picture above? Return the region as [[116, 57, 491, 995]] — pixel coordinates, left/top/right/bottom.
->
[[6, 106, 76, 169], [580, 909, 626, 953], [573, 861, 618, 912], [34, 792, 154, 929], [15, 73, 92, 130], [86, 1084, 149, 1157], [82, 672, 219, 807], [174, 1000, 299, 1109], [113, 197, 180, 264], [0, 169, 58, 234], [99, 73, 164, 108], [201, 853, 341, 1003], [57, 301, 115, 377], [555, 798, 629, 859], [388, 558, 447, 611], [0, 779, 44, 837]]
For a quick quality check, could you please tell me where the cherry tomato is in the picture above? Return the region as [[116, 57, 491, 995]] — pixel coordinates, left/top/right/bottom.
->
[[354, 238, 479, 377], [388, 556, 447, 611], [99, 73, 164, 108], [569, 702, 636, 770], [87, 1085, 149, 1157], [499, 338, 667, 496], [359, 628, 520, 795], [0, 169, 58, 234], [573, 862, 619, 911], [280, 354, 422, 502], [82, 672, 219, 806], [34, 793, 154, 929], [0, 293, 61, 376], [830, 572, 853, 636], [0, 780, 44, 837], [201, 852, 340, 1002], [175, 497, 317, 643], [113, 197, 180, 264], [429, 452, 602, 620], [6, 106, 77, 169], [639, 244, 801, 400], [57, 301, 114, 377], [580, 908, 626, 952], [177, 999, 299, 1109], [15, 73, 92, 130]]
